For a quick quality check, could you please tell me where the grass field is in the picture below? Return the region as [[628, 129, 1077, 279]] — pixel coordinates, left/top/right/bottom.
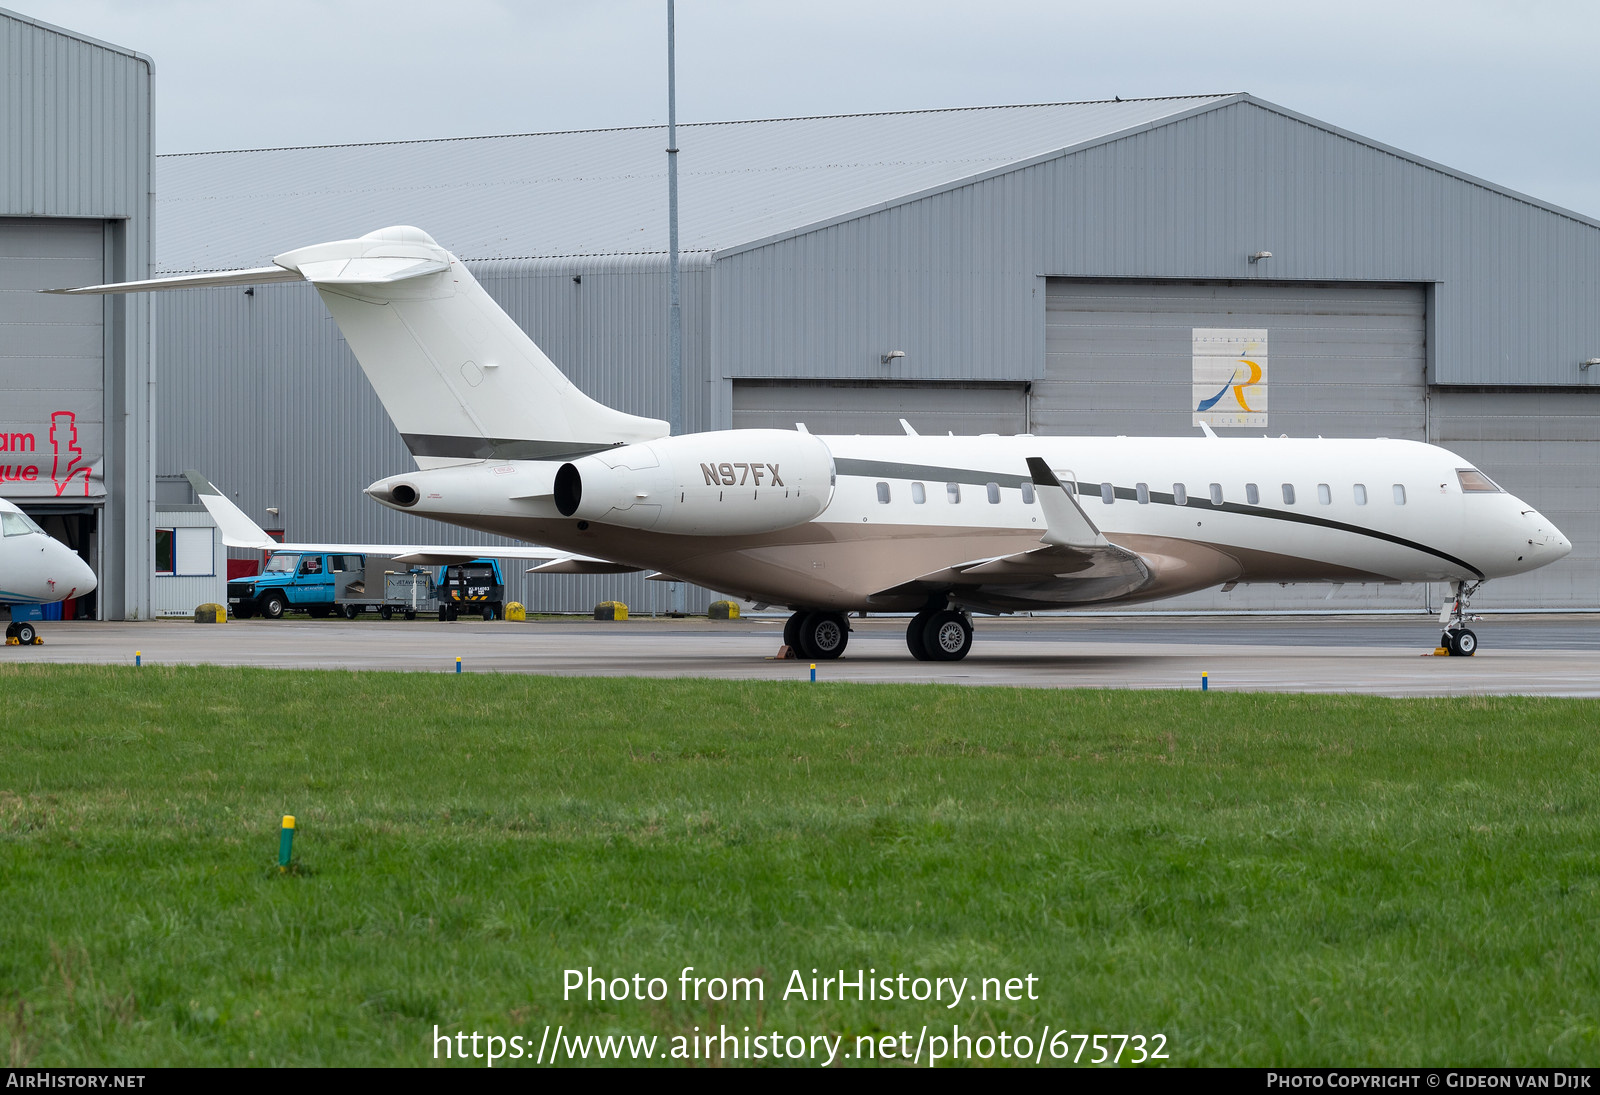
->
[[3, 664, 1598, 1067]]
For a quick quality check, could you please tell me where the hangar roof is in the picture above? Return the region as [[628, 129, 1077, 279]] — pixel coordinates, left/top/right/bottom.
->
[[154, 95, 1235, 271]]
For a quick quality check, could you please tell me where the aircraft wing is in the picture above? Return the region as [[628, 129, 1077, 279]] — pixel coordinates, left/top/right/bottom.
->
[[871, 457, 1153, 606], [182, 471, 616, 569]]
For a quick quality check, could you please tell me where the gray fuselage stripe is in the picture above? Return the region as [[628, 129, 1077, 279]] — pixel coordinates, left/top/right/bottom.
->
[[832, 458, 1485, 580], [401, 434, 618, 462]]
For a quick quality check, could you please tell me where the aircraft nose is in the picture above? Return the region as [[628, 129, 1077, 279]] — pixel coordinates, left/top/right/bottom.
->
[[1523, 509, 1571, 562], [52, 542, 97, 597]]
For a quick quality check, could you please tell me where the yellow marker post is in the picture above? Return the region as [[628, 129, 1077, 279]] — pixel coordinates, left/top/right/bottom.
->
[[278, 815, 296, 871]]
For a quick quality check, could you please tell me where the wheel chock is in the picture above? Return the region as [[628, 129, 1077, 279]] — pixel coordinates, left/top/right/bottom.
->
[[773, 644, 797, 660], [4, 637, 16, 646], [1432, 646, 1450, 656], [31, 636, 43, 645]]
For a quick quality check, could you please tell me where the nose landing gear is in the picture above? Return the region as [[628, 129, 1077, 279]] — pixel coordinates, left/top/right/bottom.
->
[[1440, 580, 1482, 656]]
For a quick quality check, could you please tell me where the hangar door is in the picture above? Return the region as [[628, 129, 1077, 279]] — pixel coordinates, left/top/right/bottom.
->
[[733, 380, 1029, 436], [1041, 278, 1429, 613], [0, 219, 106, 619]]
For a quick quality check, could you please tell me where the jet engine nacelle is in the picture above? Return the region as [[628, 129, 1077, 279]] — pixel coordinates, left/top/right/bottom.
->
[[554, 429, 835, 535]]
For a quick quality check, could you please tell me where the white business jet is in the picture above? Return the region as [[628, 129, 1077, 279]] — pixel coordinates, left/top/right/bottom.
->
[[54, 227, 1572, 662], [0, 496, 97, 645]]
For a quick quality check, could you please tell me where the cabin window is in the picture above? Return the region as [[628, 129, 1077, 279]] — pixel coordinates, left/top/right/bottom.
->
[[987, 482, 1002, 504], [1245, 483, 1259, 505], [1282, 483, 1296, 505], [910, 482, 926, 504], [1020, 481, 1035, 505], [1100, 482, 1115, 504], [947, 482, 961, 503], [1136, 482, 1150, 505], [876, 482, 891, 504], [1209, 483, 1224, 506], [1173, 483, 1188, 506], [1457, 468, 1502, 493], [1393, 484, 1407, 505], [1317, 483, 1332, 505], [1353, 483, 1368, 506]]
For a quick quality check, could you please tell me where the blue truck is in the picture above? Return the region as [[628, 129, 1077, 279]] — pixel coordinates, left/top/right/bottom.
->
[[228, 551, 367, 619]]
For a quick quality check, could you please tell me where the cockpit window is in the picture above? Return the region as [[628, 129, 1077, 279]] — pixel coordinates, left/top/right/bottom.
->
[[1457, 468, 1502, 493], [1, 511, 43, 537]]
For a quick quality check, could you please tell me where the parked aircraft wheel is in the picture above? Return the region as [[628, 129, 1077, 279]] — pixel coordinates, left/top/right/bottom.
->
[[922, 610, 972, 662], [906, 612, 934, 660], [783, 612, 804, 652], [3, 623, 14, 640], [14, 622, 35, 645], [1450, 628, 1478, 657], [379, 605, 394, 621], [260, 593, 288, 620], [342, 604, 361, 619], [800, 611, 849, 659]]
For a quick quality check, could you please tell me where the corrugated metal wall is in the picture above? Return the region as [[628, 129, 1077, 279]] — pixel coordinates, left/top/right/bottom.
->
[[1431, 389, 1600, 610], [156, 255, 721, 614], [713, 98, 1600, 393], [0, 10, 153, 619]]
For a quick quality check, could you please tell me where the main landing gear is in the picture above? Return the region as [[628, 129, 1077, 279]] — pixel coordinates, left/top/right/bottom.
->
[[906, 608, 972, 662], [784, 610, 851, 660], [1440, 580, 1482, 657]]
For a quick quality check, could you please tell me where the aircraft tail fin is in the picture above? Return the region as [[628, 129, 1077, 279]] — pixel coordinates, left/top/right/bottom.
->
[[285, 227, 668, 467], [60, 227, 670, 469], [184, 471, 277, 549]]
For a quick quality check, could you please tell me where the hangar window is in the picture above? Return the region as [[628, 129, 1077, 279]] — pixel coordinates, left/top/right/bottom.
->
[[876, 482, 891, 504], [1282, 484, 1296, 505], [1245, 483, 1260, 505], [947, 482, 961, 504], [988, 482, 1002, 504], [1209, 483, 1224, 506], [154, 527, 215, 577], [1136, 482, 1149, 505], [1317, 483, 1332, 505], [1393, 484, 1407, 505], [1353, 484, 1368, 506], [1020, 481, 1035, 505], [1172, 483, 1188, 506], [911, 482, 926, 504], [1457, 468, 1502, 493], [1100, 482, 1115, 505]]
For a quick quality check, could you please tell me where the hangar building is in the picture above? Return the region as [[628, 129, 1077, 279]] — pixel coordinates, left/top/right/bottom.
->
[[153, 94, 1600, 614], [0, 8, 153, 620]]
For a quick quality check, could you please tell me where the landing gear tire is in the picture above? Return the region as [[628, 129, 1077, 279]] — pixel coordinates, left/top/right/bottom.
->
[[783, 612, 803, 652], [1441, 580, 1483, 657], [798, 611, 849, 660], [379, 605, 394, 621], [906, 611, 934, 660], [342, 604, 361, 620], [922, 610, 972, 662], [12, 622, 34, 645], [1448, 628, 1477, 657], [260, 593, 288, 620]]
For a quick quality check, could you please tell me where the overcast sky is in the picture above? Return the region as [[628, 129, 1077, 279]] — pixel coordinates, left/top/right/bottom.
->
[[16, 0, 1600, 219]]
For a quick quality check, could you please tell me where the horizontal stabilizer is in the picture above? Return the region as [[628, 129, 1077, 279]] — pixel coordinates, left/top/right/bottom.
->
[[44, 266, 304, 295]]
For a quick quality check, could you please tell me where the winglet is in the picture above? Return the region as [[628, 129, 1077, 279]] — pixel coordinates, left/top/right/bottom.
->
[[1026, 458, 1107, 549], [183, 471, 277, 548]]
